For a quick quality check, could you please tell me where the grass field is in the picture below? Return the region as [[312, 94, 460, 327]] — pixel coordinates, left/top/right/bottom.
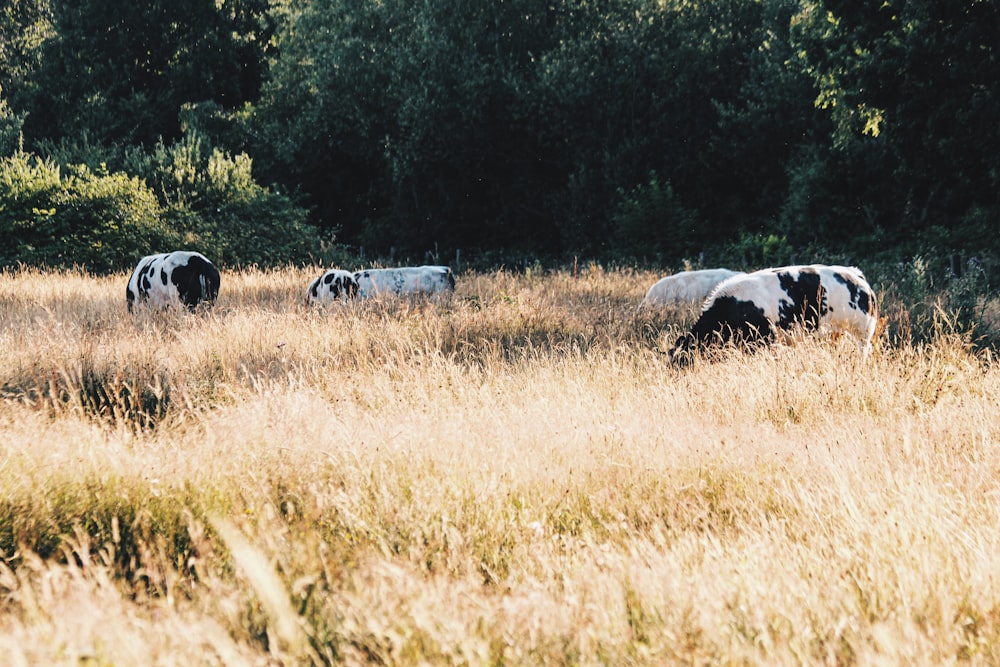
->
[[2, 264, 1000, 665]]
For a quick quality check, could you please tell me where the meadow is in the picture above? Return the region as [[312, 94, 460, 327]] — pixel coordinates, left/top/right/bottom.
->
[[1, 264, 1000, 665]]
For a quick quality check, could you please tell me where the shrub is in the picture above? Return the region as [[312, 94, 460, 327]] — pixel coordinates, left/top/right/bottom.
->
[[611, 172, 700, 261], [0, 152, 176, 272], [722, 231, 794, 269], [874, 254, 997, 347], [124, 134, 322, 267], [0, 90, 25, 157]]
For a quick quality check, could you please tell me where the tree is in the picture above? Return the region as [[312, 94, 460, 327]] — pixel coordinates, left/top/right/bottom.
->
[[256, 0, 572, 254], [21, 0, 277, 148], [256, 0, 800, 258], [0, 0, 52, 100], [0, 152, 175, 272], [788, 0, 1000, 252], [0, 87, 25, 156]]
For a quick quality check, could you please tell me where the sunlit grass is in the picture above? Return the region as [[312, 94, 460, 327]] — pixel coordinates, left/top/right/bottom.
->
[[1, 264, 1000, 664]]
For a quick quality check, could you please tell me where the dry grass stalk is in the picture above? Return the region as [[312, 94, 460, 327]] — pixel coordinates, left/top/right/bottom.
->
[[0, 264, 999, 664]]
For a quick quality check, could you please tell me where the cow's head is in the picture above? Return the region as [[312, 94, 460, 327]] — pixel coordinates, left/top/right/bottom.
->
[[668, 332, 697, 365]]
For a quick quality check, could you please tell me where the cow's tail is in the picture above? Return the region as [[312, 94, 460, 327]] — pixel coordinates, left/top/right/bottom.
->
[[864, 284, 880, 357], [194, 264, 220, 310]]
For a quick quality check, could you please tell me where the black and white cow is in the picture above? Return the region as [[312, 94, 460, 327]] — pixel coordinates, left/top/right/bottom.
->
[[126, 251, 220, 312], [305, 268, 359, 305], [639, 268, 744, 311], [670, 264, 877, 360], [353, 265, 456, 299]]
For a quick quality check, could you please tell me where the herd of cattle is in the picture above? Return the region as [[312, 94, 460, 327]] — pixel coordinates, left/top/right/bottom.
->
[[126, 251, 456, 311], [126, 250, 878, 360]]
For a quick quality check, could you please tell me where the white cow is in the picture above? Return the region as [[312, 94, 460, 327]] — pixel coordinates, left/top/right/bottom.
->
[[353, 265, 455, 299], [670, 264, 877, 359], [126, 251, 220, 312], [640, 268, 744, 311], [305, 269, 359, 305]]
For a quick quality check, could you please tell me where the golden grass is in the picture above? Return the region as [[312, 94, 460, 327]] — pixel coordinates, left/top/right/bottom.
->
[[2, 265, 1000, 664]]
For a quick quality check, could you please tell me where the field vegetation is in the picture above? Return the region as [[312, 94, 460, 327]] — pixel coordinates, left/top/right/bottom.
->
[[2, 265, 1000, 664], [4, 1, 1000, 268]]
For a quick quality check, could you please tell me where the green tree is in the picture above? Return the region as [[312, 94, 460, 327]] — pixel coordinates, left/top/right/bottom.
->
[[256, 0, 571, 254], [0, 87, 25, 156], [528, 0, 805, 254], [0, 0, 52, 100], [122, 133, 319, 267], [0, 152, 175, 272], [0, 0, 51, 155], [256, 0, 799, 258], [21, 0, 277, 148], [788, 0, 1000, 253], [612, 172, 699, 260]]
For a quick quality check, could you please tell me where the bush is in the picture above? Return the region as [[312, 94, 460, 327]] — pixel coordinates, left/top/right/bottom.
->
[[0, 152, 176, 272], [611, 172, 700, 261], [0, 90, 25, 157], [874, 254, 996, 347], [124, 134, 322, 267], [722, 231, 794, 269]]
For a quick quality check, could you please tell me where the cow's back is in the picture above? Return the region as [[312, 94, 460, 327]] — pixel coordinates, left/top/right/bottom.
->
[[126, 250, 219, 312], [674, 264, 877, 358], [641, 268, 743, 310], [354, 265, 455, 299]]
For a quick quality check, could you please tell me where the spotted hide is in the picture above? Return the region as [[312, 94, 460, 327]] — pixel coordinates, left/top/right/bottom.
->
[[670, 264, 877, 359], [353, 265, 456, 299], [640, 268, 744, 312], [306, 269, 359, 305], [126, 251, 220, 312]]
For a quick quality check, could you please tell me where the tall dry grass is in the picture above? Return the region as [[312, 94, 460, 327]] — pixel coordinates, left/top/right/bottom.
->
[[1, 264, 1000, 665]]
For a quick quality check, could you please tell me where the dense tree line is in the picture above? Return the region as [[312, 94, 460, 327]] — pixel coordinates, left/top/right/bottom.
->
[[0, 0, 997, 271]]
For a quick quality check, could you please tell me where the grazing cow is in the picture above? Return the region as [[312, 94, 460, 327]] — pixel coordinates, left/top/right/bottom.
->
[[670, 264, 877, 360], [353, 265, 455, 299], [305, 269, 359, 305], [639, 268, 744, 312], [126, 251, 220, 312]]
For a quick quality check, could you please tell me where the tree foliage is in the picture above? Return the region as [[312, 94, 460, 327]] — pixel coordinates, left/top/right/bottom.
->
[[19, 0, 276, 147], [0, 152, 173, 272], [0, 0, 998, 271], [124, 134, 321, 268], [788, 0, 1000, 253]]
